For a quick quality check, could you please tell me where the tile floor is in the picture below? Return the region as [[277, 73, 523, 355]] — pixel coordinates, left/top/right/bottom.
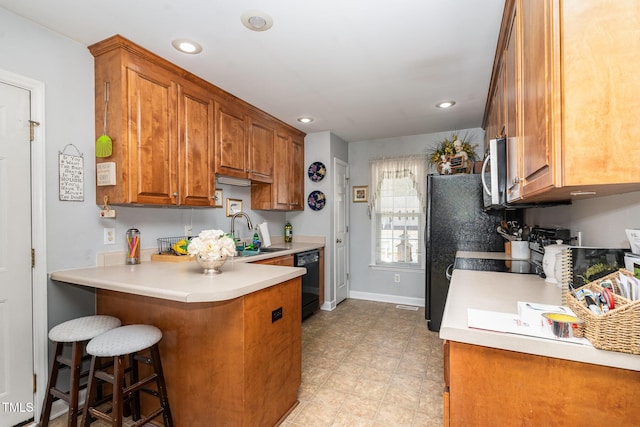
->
[[48, 299, 443, 427], [283, 299, 444, 427]]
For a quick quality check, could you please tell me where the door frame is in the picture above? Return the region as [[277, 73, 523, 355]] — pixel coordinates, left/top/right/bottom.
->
[[0, 68, 48, 420]]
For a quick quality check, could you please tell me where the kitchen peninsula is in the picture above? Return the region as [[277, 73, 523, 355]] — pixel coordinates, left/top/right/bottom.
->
[[50, 258, 306, 426], [440, 258, 640, 426]]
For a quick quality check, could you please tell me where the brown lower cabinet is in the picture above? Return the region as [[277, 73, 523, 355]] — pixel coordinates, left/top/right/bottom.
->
[[443, 340, 640, 426], [96, 277, 301, 426]]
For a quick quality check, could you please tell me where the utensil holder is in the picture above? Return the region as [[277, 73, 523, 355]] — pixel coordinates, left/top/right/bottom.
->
[[511, 241, 530, 260], [126, 228, 140, 264]]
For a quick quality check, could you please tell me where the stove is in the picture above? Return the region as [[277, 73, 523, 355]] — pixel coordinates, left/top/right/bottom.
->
[[453, 257, 541, 275]]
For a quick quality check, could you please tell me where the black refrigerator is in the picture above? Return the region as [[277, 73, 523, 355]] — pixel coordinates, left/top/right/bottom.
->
[[425, 174, 506, 331]]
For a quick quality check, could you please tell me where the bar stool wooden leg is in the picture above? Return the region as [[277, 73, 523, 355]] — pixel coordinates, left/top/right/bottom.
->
[[79, 356, 99, 427], [67, 341, 83, 426], [39, 342, 63, 427], [150, 344, 173, 427], [128, 352, 141, 421]]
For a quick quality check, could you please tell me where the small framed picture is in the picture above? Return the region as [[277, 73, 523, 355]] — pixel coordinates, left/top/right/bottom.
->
[[226, 198, 243, 216], [213, 189, 223, 208], [352, 186, 368, 203]]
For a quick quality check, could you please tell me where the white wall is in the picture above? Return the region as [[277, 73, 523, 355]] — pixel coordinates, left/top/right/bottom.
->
[[293, 131, 349, 307], [348, 128, 485, 306], [525, 191, 640, 248], [0, 9, 287, 332]]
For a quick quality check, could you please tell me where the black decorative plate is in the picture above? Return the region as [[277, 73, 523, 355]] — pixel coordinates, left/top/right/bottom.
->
[[307, 190, 326, 211], [307, 161, 326, 182]]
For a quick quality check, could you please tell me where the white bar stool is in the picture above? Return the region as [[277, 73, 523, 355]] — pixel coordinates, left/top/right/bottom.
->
[[81, 324, 173, 427], [40, 315, 121, 427]]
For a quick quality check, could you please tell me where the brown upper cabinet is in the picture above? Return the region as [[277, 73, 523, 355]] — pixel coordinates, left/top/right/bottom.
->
[[214, 102, 275, 184], [89, 35, 303, 207], [246, 111, 275, 183], [252, 127, 305, 211], [483, 0, 640, 204]]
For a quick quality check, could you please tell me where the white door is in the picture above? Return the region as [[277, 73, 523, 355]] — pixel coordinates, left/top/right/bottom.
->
[[334, 159, 349, 305], [0, 82, 34, 426]]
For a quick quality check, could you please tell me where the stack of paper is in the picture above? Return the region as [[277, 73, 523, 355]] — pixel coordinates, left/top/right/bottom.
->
[[467, 302, 590, 345]]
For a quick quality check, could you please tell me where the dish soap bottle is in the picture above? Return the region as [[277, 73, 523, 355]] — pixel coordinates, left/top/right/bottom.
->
[[284, 221, 293, 243], [252, 226, 261, 249]]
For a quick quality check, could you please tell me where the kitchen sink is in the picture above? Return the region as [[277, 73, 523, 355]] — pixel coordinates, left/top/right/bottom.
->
[[234, 247, 288, 257], [258, 247, 288, 253]]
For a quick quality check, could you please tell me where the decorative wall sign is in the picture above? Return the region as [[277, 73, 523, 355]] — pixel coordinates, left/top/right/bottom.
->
[[58, 144, 84, 201], [307, 190, 326, 211], [307, 161, 326, 182], [226, 198, 242, 216], [214, 189, 223, 208], [352, 185, 368, 203]]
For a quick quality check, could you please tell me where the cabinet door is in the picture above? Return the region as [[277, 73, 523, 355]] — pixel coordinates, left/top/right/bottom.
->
[[252, 255, 294, 266], [243, 278, 301, 426], [561, 0, 640, 187], [519, 0, 555, 196], [273, 133, 293, 210], [215, 100, 247, 178], [273, 132, 304, 211], [127, 67, 178, 204], [290, 135, 304, 210], [505, 3, 522, 202], [179, 82, 215, 206], [247, 113, 275, 183]]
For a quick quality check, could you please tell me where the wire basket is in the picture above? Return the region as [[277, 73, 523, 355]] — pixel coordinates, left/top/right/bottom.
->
[[157, 236, 191, 255]]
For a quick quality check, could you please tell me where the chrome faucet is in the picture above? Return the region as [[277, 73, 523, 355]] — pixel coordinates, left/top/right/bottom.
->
[[230, 212, 253, 241]]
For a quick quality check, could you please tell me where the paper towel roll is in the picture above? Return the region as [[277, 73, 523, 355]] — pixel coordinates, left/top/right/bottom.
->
[[259, 222, 271, 247]]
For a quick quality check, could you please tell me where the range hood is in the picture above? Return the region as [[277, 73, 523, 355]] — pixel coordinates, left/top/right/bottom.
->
[[216, 175, 251, 187]]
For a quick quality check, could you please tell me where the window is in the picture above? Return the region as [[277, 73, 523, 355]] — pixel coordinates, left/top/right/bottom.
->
[[370, 156, 427, 268]]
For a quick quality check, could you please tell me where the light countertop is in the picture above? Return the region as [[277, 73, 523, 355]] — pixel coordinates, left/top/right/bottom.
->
[[440, 253, 640, 371], [50, 261, 306, 303], [50, 241, 324, 303]]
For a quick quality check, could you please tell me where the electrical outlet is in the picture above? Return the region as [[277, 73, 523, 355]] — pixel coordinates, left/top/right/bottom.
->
[[394, 274, 400, 283], [104, 228, 115, 245], [184, 225, 192, 237]]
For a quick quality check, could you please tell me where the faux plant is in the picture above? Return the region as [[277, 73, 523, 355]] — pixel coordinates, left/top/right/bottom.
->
[[428, 133, 478, 167], [187, 229, 236, 260]]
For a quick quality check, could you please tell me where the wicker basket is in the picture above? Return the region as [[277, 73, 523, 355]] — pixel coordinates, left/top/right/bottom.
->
[[156, 236, 191, 255], [565, 269, 639, 354]]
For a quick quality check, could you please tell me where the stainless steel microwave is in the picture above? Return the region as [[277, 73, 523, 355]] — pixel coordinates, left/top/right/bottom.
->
[[481, 137, 507, 209]]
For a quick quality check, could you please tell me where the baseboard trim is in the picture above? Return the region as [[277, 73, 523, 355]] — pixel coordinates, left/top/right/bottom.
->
[[320, 301, 336, 311], [348, 291, 424, 308]]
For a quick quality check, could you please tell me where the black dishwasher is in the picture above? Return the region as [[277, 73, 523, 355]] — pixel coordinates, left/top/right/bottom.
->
[[295, 250, 320, 320]]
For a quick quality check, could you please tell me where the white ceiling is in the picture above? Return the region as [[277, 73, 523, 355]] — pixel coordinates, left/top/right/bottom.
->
[[0, 0, 505, 142]]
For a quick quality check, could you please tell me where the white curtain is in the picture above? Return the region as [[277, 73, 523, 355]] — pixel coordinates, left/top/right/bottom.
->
[[369, 155, 428, 216]]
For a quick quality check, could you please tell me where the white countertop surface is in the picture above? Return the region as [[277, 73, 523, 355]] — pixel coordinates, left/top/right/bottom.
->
[[440, 253, 640, 371], [49, 241, 323, 303]]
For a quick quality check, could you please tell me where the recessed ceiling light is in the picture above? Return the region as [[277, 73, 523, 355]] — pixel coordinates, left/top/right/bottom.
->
[[171, 39, 202, 54], [435, 101, 456, 109], [241, 10, 273, 31], [297, 117, 314, 124]]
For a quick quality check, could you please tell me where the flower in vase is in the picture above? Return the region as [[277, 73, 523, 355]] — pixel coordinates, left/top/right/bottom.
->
[[187, 229, 236, 260]]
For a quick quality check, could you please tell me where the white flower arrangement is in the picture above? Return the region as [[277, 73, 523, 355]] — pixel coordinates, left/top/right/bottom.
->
[[187, 229, 236, 260]]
